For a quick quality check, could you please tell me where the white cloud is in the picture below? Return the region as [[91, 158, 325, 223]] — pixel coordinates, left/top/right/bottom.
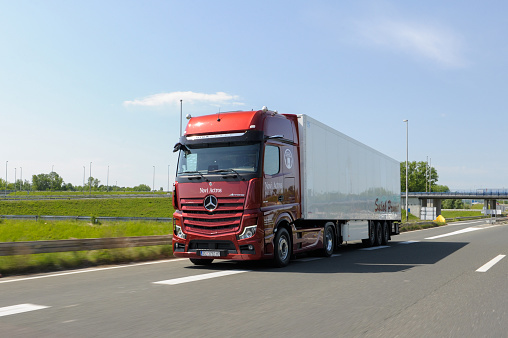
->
[[355, 18, 466, 68], [123, 91, 244, 107]]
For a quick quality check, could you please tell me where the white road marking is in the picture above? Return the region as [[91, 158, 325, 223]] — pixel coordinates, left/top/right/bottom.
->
[[153, 270, 250, 285], [360, 246, 390, 251], [299, 257, 323, 262], [0, 304, 49, 317], [476, 255, 506, 272], [399, 240, 420, 245], [425, 227, 480, 240], [331, 254, 342, 257], [0, 259, 187, 284]]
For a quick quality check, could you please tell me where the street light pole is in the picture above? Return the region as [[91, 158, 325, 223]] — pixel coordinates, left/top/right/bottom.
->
[[180, 99, 183, 137], [167, 164, 170, 192], [153, 166, 155, 193], [83, 166, 85, 195], [403, 119, 409, 222], [89, 162, 92, 196], [5, 161, 8, 197]]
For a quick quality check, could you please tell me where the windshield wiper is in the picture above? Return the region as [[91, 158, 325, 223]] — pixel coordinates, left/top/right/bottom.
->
[[209, 169, 244, 180], [180, 171, 208, 181]]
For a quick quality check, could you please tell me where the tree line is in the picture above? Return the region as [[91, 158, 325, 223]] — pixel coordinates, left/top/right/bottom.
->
[[400, 161, 467, 209], [0, 171, 153, 192]]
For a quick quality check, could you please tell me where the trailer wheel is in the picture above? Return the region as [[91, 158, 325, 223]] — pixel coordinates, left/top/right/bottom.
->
[[374, 221, 383, 246], [381, 221, 390, 245], [190, 258, 214, 266], [362, 221, 376, 247], [273, 228, 291, 267], [321, 223, 334, 257]]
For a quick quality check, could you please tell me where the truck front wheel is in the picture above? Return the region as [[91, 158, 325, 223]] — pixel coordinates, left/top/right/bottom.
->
[[321, 224, 334, 257], [273, 228, 291, 267]]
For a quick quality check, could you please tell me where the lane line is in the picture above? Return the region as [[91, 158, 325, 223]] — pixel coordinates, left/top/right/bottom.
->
[[360, 246, 390, 251], [399, 240, 420, 245], [476, 255, 506, 272], [0, 304, 49, 317], [299, 257, 323, 262], [153, 270, 250, 285], [0, 259, 187, 284], [425, 227, 480, 240]]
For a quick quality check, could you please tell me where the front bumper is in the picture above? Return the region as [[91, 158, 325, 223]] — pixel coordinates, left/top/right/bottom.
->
[[172, 233, 264, 261]]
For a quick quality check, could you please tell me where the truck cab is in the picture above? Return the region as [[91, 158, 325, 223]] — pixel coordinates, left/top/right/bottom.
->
[[172, 107, 302, 266]]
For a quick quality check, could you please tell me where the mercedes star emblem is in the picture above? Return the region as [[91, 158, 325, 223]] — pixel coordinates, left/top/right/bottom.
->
[[204, 195, 218, 211]]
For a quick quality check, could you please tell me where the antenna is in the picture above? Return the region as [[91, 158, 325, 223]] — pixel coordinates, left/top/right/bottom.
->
[[217, 107, 221, 122]]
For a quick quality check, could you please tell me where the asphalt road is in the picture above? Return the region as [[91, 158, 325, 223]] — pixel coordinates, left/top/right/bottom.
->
[[1, 219, 506, 337]]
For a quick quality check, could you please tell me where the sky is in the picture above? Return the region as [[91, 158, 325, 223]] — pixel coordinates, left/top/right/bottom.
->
[[1, 0, 508, 191]]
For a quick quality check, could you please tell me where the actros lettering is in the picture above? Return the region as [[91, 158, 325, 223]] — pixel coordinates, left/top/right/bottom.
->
[[200, 187, 222, 194]]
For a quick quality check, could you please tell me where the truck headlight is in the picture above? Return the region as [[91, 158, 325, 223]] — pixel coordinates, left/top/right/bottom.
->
[[174, 225, 186, 239], [237, 225, 257, 240]]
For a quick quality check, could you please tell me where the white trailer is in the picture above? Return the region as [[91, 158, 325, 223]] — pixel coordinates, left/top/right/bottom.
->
[[297, 114, 401, 243]]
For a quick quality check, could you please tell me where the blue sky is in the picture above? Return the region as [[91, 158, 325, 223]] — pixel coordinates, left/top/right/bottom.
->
[[1, 0, 507, 190]]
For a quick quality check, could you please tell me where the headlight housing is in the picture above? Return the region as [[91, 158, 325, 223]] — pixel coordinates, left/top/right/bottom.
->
[[174, 224, 186, 239], [237, 225, 257, 240]]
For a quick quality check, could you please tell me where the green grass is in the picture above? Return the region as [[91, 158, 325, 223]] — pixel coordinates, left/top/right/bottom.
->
[[0, 197, 175, 217], [440, 210, 483, 218], [8, 191, 168, 196], [0, 218, 174, 276]]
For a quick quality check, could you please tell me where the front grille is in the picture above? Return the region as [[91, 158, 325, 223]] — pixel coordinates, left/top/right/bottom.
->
[[188, 240, 237, 253], [181, 196, 244, 232]]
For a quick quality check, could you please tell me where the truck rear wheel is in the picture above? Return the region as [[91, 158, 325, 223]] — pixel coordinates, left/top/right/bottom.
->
[[321, 223, 334, 257], [374, 221, 383, 246], [362, 221, 376, 247], [381, 221, 390, 245], [273, 228, 291, 267], [190, 258, 214, 266]]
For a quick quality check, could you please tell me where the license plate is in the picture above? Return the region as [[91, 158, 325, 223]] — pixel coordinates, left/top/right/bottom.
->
[[200, 250, 221, 257]]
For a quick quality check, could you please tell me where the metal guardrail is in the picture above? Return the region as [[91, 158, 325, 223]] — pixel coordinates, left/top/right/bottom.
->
[[0, 215, 172, 222], [0, 235, 173, 257]]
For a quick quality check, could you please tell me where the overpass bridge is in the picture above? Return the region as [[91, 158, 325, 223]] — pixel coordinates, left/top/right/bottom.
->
[[402, 189, 508, 218]]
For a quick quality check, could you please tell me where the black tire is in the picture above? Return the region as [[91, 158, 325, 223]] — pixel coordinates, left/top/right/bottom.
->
[[190, 258, 214, 266], [273, 227, 291, 267], [381, 221, 390, 245], [321, 224, 334, 257], [374, 221, 383, 246], [362, 221, 376, 247]]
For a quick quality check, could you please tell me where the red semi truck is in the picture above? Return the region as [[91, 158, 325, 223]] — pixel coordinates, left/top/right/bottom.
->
[[172, 107, 401, 267]]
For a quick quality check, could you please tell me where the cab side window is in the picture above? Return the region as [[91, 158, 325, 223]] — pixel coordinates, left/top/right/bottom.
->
[[264, 145, 280, 176]]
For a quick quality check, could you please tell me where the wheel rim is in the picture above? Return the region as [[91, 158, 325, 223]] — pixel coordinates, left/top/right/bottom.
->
[[326, 229, 333, 252], [278, 235, 289, 261]]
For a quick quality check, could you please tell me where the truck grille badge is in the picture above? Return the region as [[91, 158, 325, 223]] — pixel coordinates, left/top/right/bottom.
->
[[204, 195, 218, 211]]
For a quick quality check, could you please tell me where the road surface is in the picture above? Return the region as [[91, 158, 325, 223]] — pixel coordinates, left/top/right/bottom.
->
[[1, 219, 506, 337]]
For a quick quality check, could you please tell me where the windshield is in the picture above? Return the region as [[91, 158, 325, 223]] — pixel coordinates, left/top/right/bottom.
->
[[177, 143, 261, 176]]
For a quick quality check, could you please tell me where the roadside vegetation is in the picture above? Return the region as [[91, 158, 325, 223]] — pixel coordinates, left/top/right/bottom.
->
[[0, 197, 174, 217], [0, 218, 173, 276]]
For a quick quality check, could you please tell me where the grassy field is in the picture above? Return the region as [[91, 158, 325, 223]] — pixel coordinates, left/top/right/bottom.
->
[[0, 197, 175, 217], [0, 197, 175, 276], [8, 191, 168, 196], [0, 218, 173, 276]]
